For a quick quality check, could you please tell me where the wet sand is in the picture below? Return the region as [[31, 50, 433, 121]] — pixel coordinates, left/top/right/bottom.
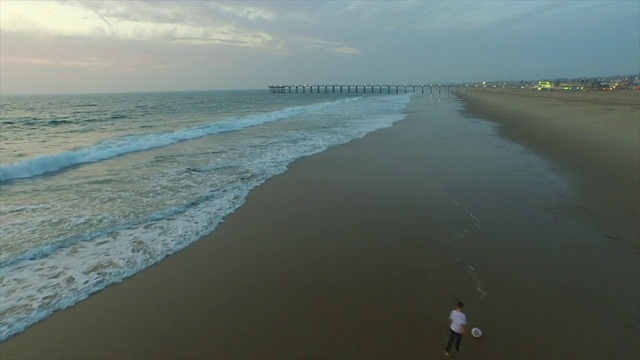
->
[[1, 93, 639, 359]]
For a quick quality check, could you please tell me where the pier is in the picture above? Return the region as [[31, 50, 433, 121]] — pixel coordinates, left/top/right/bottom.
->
[[268, 84, 459, 94]]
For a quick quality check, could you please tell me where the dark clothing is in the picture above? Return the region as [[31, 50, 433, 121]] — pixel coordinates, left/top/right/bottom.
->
[[445, 329, 462, 352]]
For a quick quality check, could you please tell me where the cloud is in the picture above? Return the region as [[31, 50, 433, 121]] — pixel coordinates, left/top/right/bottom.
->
[[288, 37, 361, 55], [0, 1, 275, 48], [333, 47, 361, 55], [0, 1, 637, 94], [1, 55, 111, 71], [214, 2, 275, 21], [0, 1, 366, 54], [75, 1, 276, 26]]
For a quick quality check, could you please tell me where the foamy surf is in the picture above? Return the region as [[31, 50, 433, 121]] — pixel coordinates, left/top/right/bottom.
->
[[0, 92, 411, 341], [0, 97, 360, 182]]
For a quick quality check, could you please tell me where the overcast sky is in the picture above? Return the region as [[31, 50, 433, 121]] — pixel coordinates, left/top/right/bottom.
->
[[1, 0, 638, 94]]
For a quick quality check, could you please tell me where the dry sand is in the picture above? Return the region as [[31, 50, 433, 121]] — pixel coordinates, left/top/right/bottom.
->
[[459, 89, 639, 248], [1, 92, 638, 359]]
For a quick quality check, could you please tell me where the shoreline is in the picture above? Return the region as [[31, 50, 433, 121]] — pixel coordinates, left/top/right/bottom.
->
[[1, 93, 638, 359]]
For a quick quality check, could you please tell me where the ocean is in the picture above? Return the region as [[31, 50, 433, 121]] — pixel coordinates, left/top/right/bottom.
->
[[0, 90, 412, 340]]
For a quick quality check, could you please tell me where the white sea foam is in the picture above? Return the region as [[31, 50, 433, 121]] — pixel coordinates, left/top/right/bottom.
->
[[0, 93, 411, 341], [0, 97, 359, 182]]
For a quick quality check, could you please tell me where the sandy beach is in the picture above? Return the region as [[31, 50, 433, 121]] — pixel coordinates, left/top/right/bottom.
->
[[459, 89, 640, 249], [1, 91, 639, 359]]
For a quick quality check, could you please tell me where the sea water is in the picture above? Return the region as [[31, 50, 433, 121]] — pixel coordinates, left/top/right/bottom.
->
[[0, 90, 411, 340]]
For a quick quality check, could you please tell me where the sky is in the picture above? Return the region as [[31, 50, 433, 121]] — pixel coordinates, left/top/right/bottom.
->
[[0, 0, 638, 94]]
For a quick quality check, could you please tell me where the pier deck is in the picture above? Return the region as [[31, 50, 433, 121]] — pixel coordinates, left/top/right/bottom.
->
[[268, 84, 458, 94]]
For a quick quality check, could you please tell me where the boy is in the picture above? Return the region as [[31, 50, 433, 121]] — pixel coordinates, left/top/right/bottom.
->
[[445, 300, 467, 356]]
